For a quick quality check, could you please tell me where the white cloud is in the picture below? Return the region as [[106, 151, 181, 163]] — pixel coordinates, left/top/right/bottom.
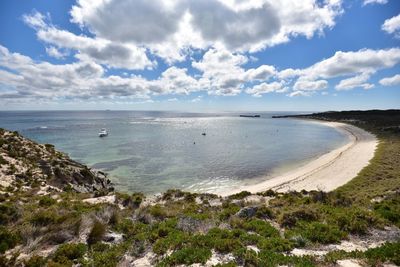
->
[[379, 74, 400, 86], [190, 95, 203, 102], [363, 0, 388, 6], [382, 13, 400, 38], [23, 11, 155, 70], [293, 79, 328, 91], [67, 0, 343, 61], [244, 65, 276, 81], [288, 91, 312, 97], [303, 48, 400, 79], [45, 46, 67, 59], [246, 81, 287, 97], [335, 73, 374, 90]]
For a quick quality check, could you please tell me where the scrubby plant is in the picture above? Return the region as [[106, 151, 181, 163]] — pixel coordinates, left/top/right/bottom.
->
[[287, 222, 347, 244], [228, 191, 252, 200], [87, 221, 106, 245], [0, 203, 19, 225], [52, 243, 87, 264], [38, 195, 57, 207], [0, 226, 19, 253], [160, 247, 212, 266], [24, 255, 47, 267]]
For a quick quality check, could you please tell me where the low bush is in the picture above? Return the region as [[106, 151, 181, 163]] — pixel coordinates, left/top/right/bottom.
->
[[287, 222, 347, 244], [87, 221, 106, 245], [160, 247, 212, 266], [24, 255, 47, 267], [38, 195, 57, 207], [364, 242, 400, 266], [52, 243, 87, 264], [0, 226, 19, 253], [228, 191, 252, 200]]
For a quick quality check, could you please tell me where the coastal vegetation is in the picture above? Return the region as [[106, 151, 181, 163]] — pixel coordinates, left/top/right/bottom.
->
[[0, 110, 399, 266]]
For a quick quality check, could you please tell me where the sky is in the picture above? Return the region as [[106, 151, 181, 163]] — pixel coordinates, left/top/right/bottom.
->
[[0, 0, 399, 111]]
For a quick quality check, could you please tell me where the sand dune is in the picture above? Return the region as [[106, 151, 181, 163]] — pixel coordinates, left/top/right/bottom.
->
[[221, 121, 378, 196]]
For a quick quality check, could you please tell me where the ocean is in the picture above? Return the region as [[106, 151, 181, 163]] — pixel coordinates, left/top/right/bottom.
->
[[0, 111, 349, 194]]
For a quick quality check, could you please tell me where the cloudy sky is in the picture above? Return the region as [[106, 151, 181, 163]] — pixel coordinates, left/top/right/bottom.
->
[[0, 0, 399, 111]]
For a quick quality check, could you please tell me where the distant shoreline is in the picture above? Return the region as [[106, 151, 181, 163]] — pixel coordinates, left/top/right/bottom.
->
[[218, 120, 378, 196]]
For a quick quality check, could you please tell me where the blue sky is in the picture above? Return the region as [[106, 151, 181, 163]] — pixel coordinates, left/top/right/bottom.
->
[[0, 0, 399, 111]]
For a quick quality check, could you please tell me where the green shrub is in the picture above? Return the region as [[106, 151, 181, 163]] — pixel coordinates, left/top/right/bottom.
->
[[255, 205, 274, 219], [53, 243, 87, 263], [161, 247, 212, 265], [38, 196, 57, 207], [228, 191, 252, 200], [219, 203, 241, 220], [0, 156, 7, 165], [289, 222, 347, 244], [257, 237, 293, 252], [239, 219, 279, 238], [364, 242, 400, 266], [24, 255, 47, 267], [0, 226, 19, 253], [87, 221, 106, 245], [30, 210, 59, 226], [374, 195, 400, 226], [0, 203, 19, 225], [149, 204, 167, 219], [333, 208, 377, 235], [280, 208, 319, 228]]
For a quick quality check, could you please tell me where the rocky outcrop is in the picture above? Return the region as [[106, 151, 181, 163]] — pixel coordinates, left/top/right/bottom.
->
[[0, 128, 113, 194]]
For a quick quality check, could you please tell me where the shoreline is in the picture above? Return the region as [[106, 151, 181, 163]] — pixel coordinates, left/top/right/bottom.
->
[[218, 120, 378, 196]]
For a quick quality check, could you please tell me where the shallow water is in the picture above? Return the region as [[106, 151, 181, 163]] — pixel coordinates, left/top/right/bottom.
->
[[0, 111, 349, 194]]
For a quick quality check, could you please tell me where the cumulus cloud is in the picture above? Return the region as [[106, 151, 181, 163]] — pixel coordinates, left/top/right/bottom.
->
[[45, 46, 67, 59], [246, 81, 288, 97], [67, 0, 343, 61], [382, 13, 400, 38], [335, 73, 374, 90], [379, 74, 400, 86], [23, 11, 155, 70], [363, 0, 388, 6], [293, 79, 328, 91]]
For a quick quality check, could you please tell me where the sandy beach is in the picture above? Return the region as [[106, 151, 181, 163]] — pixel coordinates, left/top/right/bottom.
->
[[220, 121, 378, 196]]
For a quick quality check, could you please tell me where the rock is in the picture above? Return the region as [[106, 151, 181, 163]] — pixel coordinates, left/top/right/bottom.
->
[[103, 232, 123, 243], [177, 217, 215, 233], [236, 206, 258, 218]]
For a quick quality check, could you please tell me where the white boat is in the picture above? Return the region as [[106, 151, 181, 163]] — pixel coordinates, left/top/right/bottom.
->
[[98, 128, 108, 137]]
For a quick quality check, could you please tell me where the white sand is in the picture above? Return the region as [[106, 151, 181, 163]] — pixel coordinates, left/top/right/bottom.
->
[[220, 121, 377, 196]]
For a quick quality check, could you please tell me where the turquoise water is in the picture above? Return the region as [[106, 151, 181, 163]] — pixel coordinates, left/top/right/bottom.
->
[[0, 111, 349, 194]]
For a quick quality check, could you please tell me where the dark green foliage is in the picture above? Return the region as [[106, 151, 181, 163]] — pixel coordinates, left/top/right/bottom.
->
[[87, 221, 106, 245], [257, 237, 293, 252], [364, 242, 400, 266], [323, 242, 400, 266], [162, 189, 185, 200], [374, 194, 400, 227], [228, 191, 252, 200], [231, 219, 279, 238], [0, 155, 7, 165], [160, 247, 212, 266], [24, 255, 47, 267], [149, 204, 167, 219], [219, 202, 240, 220], [280, 208, 319, 228], [0, 226, 19, 253], [255, 205, 274, 219], [38, 195, 57, 207], [30, 209, 60, 226], [89, 243, 129, 267], [0, 203, 19, 225], [288, 222, 347, 244], [53, 243, 87, 264]]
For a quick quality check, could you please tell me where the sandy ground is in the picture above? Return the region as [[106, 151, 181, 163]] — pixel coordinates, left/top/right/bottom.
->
[[220, 121, 377, 196]]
